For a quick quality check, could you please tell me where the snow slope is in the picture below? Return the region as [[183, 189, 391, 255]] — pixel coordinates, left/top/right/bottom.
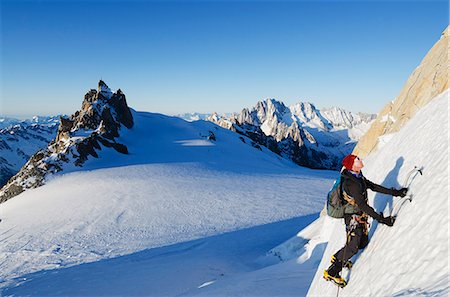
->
[[180, 215, 331, 297], [306, 89, 449, 296], [0, 111, 336, 295]]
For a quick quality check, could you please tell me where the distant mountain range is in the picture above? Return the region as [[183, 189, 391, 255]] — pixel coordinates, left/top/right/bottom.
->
[[0, 116, 60, 130], [206, 100, 375, 169], [0, 93, 375, 191], [0, 116, 61, 187], [174, 113, 211, 122]]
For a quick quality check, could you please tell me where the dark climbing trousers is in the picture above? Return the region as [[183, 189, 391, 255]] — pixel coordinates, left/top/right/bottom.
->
[[327, 215, 369, 276]]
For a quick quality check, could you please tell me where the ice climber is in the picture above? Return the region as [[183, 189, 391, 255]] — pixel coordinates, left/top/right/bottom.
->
[[323, 154, 408, 287]]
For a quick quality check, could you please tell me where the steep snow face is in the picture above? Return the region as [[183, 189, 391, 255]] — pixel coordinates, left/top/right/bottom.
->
[[307, 89, 449, 296], [0, 111, 337, 294]]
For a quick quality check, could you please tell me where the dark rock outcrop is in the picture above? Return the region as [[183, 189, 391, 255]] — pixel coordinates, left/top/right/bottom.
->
[[0, 81, 134, 203]]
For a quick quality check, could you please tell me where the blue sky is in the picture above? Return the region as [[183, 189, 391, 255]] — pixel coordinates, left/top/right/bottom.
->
[[1, 0, 448, 118]]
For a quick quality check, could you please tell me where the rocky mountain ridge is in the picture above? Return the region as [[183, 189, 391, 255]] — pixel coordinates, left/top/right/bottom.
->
[[207, 99, 375, 169], [0, 81, 134, 203]]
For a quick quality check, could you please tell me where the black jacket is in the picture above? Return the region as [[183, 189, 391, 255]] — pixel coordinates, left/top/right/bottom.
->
[[341, 169, 395, 222]]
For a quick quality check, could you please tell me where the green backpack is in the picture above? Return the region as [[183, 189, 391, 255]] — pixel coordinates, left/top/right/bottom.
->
[[326, 176, 346, 218], [326, 175, 361, 218]]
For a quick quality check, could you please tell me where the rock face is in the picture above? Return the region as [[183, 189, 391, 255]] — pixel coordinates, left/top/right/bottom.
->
[[208, 99, 375, 170], [354, 26, 449, 157], [0, 81, 134, 203]]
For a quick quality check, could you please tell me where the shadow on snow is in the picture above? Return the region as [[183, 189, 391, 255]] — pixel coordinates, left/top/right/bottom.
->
[[2, 214, 319, 297]]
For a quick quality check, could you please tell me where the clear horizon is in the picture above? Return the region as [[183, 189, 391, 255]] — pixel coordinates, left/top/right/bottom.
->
[[1, 0, 448, 118]]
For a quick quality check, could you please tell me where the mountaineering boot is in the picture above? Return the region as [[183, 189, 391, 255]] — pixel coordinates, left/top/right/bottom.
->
[[331, 255, 353, 269], [323, 269, 347, 288]]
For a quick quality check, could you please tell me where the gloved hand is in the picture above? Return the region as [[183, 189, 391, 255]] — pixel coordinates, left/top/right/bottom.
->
[[392, 187, 408, 197], [378, 215, 396, 226]]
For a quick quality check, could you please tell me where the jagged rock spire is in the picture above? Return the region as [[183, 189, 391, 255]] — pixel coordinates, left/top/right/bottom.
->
[[0, 81, 134, 203]]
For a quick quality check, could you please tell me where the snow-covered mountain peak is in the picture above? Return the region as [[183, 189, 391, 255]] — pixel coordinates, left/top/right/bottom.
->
[[289, 101, 316, 114], [208, 98, 375, 170], [321, 106, 376, 129], [289, 101, 331, 131], [260, 98, 288, 112], [175, 112, 211, 122], [0, 116, 61, 130], [252, 98, 289, 125]]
